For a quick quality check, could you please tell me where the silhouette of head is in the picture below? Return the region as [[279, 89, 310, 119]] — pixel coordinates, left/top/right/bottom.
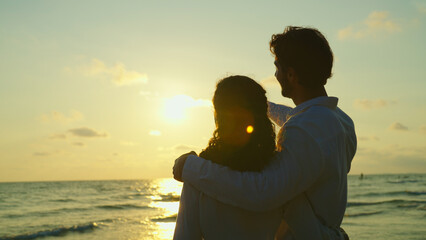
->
[[270, 26, 333, 97], [200, 75, 276, 172]]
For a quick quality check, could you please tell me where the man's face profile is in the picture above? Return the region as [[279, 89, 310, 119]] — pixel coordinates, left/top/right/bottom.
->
[[274, 60, 292, 98]]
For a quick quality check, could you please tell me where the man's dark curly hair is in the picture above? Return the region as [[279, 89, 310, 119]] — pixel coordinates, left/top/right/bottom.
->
[[199, 75, 276, 172], [270, 26, 334, 88]]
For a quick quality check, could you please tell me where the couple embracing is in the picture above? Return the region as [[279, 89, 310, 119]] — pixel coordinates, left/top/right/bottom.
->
[[172, 26, 356, 240]]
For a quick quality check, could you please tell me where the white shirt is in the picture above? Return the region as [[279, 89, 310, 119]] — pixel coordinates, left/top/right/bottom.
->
[[181, 96, 357, 239], [173, 183, 282, 240]]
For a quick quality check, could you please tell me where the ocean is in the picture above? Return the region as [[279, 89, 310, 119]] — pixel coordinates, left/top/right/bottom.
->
[[0, 174, 425, 240]]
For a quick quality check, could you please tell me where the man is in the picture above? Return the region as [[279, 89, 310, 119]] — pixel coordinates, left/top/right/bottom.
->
[[173, 26, 356, 239]]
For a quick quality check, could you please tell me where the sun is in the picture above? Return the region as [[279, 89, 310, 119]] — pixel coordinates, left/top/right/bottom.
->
[[163, 95, 192, 122], [163, 95, 212, 123]]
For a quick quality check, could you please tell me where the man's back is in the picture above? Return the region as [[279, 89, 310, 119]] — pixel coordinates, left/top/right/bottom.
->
[[283, 101, 356, 228]]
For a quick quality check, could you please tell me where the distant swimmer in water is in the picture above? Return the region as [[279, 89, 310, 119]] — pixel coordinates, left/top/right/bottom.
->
[[360, 173, 364, 180]]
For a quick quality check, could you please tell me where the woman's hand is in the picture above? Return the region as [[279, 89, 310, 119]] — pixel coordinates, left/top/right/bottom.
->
[[173, 151, 197, 182]]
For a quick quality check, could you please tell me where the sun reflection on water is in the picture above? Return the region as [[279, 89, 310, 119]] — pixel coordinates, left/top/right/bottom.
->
[[153, 178, 183, 198], [148, 178, 183, 239], [154, 222, 178, 240]]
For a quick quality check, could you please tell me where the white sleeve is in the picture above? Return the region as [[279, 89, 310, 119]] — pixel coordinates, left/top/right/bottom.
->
[[268, 102, 293, 126], [173, 183, 203, 240], [182, 126, 324, 212]]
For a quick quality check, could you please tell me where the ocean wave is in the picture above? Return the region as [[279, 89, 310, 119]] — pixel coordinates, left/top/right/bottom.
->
[[49, 198, 75, 203], [406, 191, 426, 195], [153, 194, 180, 202], [397, 203, 420, 208], [4, 203, 151, 219], [96, 203, 149, 210], [3, 207, 89, 219], [347, 199, 426, 207], [387, 179, 419, 184], [417, 205, 426, 211], [345, 210, 383, 217], [151, 214, 177, 222], [0, 222, 98, 240], [120, 193, 150, 199], [352, 190, 426, 198]]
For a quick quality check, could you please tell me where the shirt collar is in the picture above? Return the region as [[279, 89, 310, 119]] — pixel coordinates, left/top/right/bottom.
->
[[288, 96, 338, 116]]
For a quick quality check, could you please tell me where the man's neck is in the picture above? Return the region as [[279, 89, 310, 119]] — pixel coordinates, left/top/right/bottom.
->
[[292, 87, 328, 106]]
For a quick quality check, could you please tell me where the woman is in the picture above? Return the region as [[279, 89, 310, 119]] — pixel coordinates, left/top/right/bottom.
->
[[173, 75, 282, 240]]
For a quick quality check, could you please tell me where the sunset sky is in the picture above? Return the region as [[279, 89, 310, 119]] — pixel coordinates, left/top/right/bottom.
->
[[1, 0, 425, 182]]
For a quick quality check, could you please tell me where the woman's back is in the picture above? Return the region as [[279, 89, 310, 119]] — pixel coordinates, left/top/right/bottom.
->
[[173, 76, 281, 239], [174, 183, 282, 240]]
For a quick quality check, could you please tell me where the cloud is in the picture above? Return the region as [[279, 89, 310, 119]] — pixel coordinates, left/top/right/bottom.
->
[[68, 127, 109, 138], [49, 133, 67, 140], [420, 125, 426, 135], [72, 142, 85, 147], [158, 144, 201, 152], [357, 144, 425, 158], [417, 3, 426, 14], [149, 130, 162, 136], [357, 135, 380, 141], [389, 122, 408, 131], [354, 144, 426, 173], [338, 11, 401, 40], [353, 99, 397, 110], [76, 58, 147, 86], [172, 144, 199, 152], [260, 76, 279, 87], [156, 144, 203, 160], [33, 152, 50, 157], [40, 110, 83, 124]]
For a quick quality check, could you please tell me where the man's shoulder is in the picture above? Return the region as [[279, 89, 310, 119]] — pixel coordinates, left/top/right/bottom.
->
[[286, 105, 355, 136], [288, 105, 337, 124]]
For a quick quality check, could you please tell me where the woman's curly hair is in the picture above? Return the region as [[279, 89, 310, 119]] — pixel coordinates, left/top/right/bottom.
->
[[199, 75, 276, 172]]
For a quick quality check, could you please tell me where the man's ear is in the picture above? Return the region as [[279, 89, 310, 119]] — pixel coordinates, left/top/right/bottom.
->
[[286, 67, 298, 84]]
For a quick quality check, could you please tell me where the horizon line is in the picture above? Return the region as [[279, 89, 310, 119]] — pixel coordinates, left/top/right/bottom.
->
[[1, 172, 425, 183]]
